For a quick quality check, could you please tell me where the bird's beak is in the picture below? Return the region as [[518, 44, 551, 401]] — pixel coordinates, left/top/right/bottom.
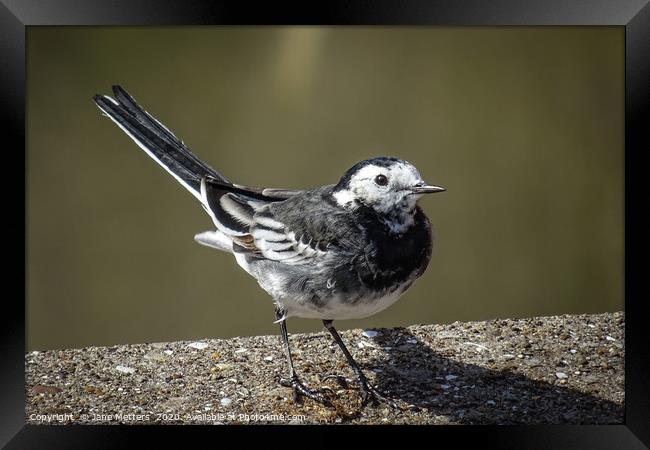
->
[[410, 184, 446, 194]]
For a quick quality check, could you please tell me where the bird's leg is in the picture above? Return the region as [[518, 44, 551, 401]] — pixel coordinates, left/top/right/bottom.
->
[[276, 307, 332, 407], [323, 320, 399, 408]]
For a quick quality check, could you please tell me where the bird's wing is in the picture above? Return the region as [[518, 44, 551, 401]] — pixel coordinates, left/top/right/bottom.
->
[[201, 179, 338, 265], [203, 177, 305, 202], [248, 208, 333, 265]]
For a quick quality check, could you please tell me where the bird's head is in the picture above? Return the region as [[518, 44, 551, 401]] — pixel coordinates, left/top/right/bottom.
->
[[332, 157, 445, 231]]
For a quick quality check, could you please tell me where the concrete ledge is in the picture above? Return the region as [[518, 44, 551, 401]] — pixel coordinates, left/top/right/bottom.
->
[[25, 312, 624, 424]]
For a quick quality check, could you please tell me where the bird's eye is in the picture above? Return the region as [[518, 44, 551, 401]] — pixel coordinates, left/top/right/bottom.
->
[[374, 174, 388, 186]]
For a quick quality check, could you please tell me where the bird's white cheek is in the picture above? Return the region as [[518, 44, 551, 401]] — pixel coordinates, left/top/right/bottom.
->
[[360, 187, 383, 203]]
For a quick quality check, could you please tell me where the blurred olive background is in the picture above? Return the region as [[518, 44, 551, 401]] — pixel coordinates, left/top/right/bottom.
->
[[26, 27, 623, 351]]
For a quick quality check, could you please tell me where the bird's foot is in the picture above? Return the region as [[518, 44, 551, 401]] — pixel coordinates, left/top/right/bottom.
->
[[357, 379, 402, 409], [279, 376, 333, 407]]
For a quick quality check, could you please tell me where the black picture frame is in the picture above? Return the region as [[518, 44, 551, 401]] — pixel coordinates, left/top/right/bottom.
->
[[4, 0, 648, 447]]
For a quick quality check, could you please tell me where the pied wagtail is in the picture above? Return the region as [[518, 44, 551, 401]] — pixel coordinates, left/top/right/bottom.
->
[[93, 86, 445, 408]]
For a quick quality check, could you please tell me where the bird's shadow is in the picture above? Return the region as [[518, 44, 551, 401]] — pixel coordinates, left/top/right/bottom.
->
[[334, 327, 623, 424]]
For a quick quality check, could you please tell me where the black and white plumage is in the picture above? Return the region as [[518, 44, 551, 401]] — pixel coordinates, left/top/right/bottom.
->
[[93, 86, 445, 408]]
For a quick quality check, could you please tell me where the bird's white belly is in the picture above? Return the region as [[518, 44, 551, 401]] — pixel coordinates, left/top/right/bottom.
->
[[282, 284, 410, 320], [236, 255, 417, 321]]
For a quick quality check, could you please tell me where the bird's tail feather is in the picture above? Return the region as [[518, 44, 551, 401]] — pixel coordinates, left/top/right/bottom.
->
[[94, 85, 307, 245], [93, 85, 229, 201]]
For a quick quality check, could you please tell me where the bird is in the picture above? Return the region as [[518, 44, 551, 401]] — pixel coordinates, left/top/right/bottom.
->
[[93, 85, 445, 408]]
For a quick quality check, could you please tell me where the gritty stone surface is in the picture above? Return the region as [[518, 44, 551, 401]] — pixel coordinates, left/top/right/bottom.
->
[[25, 312, 624, 425]]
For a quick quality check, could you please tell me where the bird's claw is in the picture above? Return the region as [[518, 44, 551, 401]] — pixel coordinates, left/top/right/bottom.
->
[[279, 376, 333, 407], [359, 382, 401, 409]]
